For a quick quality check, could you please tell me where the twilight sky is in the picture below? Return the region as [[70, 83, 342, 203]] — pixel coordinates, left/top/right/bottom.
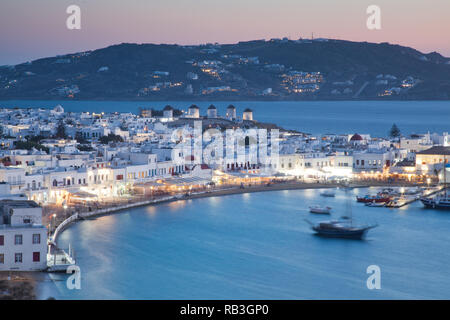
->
[[1, 0, 449, 65]]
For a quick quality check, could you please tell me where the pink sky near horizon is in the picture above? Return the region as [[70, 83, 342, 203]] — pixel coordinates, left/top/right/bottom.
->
[[1, 0, 449, 65]]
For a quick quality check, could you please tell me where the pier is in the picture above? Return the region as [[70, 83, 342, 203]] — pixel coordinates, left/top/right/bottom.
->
[[383, 186, 443, 208]]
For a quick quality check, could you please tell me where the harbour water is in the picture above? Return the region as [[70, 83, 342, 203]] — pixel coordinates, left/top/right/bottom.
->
[[1, 100, 450, 136], [47, 187, 450, 300]]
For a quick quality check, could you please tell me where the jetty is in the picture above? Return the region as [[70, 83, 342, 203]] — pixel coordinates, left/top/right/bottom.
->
[[384, 186, 443, 208]]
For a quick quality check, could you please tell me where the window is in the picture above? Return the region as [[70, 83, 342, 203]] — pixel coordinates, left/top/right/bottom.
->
[[33, 252, 40, 262], [0, 254, 3, 264], [0, 235, 3, 246], [15, 253, 22, 263], [15, 234, 22, 245], [32, 234, 41, 244]]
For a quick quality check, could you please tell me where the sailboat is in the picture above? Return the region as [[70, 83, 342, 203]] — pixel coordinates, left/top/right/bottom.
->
[[421, 157, 450, 210], [306, 190, 377, 239]]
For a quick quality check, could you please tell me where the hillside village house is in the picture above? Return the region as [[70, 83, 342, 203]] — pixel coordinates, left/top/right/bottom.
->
[[353, 149, 407, 173], [0, 200, 47, 271], [1, 105, 450, 207], [400, 134, 433, 153], [415, 146, 450, 178]]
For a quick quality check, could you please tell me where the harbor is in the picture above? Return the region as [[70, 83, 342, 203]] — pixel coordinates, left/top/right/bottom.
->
[[47, 186, 450, 299], [2, 0, 450, 305]]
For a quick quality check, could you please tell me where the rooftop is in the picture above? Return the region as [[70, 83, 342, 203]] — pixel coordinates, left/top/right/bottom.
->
[[416, 146, 450, 156], [350, 133, 363, 141], [0, 200, 40, 209]]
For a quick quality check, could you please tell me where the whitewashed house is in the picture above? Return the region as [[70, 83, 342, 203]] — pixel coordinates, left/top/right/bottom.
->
[[0, 200, 47, 271]]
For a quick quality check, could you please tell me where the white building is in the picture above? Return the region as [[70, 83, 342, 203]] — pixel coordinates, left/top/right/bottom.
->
[[400, 134, 432, 153], [415, 146, 450, 175], [187, 105, 200, 118], [207, 105, 217, 118], [162, 105, 174, 121], [353, 149, 406, 172], [243, 108, 253, 121], [0, 200, 47, 271], [226, 105, 236, 120]]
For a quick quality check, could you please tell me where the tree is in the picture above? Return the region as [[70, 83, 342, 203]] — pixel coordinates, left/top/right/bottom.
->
[[99, 133, 124, 145], [389, 123, 401, 139], [76, 144, 94, 152], [14, 141, 49, 153], [75, 132, 88, 144], [55, 121, 67, 139]]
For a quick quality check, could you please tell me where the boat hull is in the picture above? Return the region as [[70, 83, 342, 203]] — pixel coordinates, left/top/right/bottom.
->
[[357, 197, 390, 203], [312, 227, 369, 239], [309, 207, 331, 214], [421, 198, 450, 210]]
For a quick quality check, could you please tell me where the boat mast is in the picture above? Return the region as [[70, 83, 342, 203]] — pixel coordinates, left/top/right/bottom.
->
[[445, 155, 448, 197], [346, 189, 352, 226]]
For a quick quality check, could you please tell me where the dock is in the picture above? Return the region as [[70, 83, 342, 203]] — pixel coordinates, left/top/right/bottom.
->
[[384, 187, 444, 208], [46, 243, 76, 273]]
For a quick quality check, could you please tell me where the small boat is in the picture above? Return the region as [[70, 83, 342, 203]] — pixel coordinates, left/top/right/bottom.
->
[[365, 201, 385, 207], [320, 190, 335, 197], [309, 205, 332, 214], [421, 160, 450, 210], [421, 195, 450, 210], [305, 219, 377, 240], [356, 195, 390, 203], [404, 187, 420, 195]]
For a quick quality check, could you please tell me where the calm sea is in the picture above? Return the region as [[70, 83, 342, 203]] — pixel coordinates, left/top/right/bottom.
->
[[44, 188, 450, 300], [1, 100, 450, 136]]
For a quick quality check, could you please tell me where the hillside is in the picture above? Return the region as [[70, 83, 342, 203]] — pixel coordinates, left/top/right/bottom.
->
[[1, 39, 450, 100]]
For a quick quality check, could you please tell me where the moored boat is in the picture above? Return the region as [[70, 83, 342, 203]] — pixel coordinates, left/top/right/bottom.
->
[[420, 195, 450, 210], [421, 160, 450, 210], [309, 205, 332, 214], [356, 195, 390, 203]]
